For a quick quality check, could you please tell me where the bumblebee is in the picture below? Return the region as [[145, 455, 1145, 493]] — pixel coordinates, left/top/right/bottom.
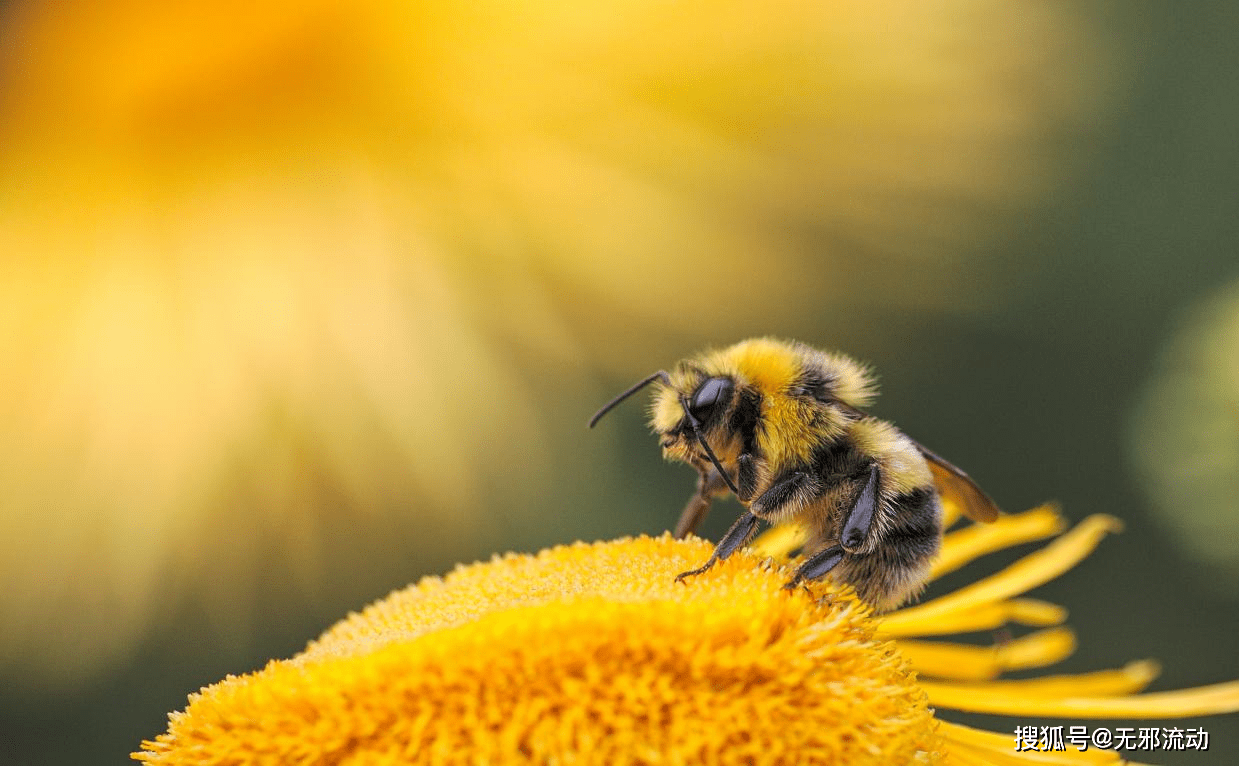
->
[[589, 338, 999, 610]]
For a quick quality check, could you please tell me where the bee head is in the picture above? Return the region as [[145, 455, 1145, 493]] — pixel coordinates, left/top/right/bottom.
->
[[589, 369, 741, 495], [589, 338, 876, 493]]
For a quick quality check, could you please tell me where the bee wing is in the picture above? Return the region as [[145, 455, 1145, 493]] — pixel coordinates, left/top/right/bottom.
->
[[914, 442, 1000, 523]]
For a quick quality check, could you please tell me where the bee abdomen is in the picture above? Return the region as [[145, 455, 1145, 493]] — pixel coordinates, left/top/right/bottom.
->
[[835, 488, 942, 610]]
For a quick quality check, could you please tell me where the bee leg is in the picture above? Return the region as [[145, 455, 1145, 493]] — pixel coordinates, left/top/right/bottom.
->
[[748, 469, 818, 518], [840, 465, 880, 553], [783, 545, 845, 590], [675, 511, 760, 583], [784, 465, 879, 590], [673, 492, 711, 540], [735, 453, 758, 502], [673, 467, 731, 539]]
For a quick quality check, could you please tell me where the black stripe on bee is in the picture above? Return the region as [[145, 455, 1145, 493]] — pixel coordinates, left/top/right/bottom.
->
[[791, 368, 832, 402], [882, 487, 942, 560], [811, 438, 869, 483], [729, 388, 762, 454]]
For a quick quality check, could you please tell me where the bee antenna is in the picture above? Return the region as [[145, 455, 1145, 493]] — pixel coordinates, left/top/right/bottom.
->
[[588, 371, 672, 428], [686, 414, 741, 496]]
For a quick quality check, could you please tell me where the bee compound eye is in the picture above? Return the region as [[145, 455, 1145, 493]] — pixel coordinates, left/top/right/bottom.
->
[[688, 377, 733, 424]]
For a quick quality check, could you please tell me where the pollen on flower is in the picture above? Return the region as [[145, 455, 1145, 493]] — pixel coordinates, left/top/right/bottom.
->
[[135, 535, 941, 765]]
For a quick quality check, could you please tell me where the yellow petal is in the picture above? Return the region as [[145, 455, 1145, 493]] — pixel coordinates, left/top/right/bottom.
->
[[939, 720, 1124, 764], [927, 660, 1160, 700], [939, 494, 964, 530], [881, 597, 1067, 638], [898, 627, 1076, 681], [932, 504, 1066, 581], [892, 515, 1122, 630], [924, 678, 1239, 718], [748, 520, 810, 559]]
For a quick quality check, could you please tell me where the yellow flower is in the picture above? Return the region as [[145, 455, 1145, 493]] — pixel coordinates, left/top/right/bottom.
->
[[135, 505, 1239, 765]]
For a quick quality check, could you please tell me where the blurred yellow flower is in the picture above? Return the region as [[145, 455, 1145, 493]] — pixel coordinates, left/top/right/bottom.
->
[[136, 507, 1239, 765], [1129, 277, 1239, 594], [0, 0, 1123, 685]]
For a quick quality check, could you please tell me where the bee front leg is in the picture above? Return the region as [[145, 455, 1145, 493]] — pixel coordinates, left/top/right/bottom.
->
[[675, 510, 760, 583], [748, 469, 821, 519]]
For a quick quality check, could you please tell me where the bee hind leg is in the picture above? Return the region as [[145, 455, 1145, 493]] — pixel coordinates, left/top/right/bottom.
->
[[840, 465, 880, 552], [783, 464, 880, 590], [675, 511, 760, 583], [783, 545, 845, 590]]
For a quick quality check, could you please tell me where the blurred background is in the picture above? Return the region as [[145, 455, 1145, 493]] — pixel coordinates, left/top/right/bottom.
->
[[0, 1, 1236, 763]]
